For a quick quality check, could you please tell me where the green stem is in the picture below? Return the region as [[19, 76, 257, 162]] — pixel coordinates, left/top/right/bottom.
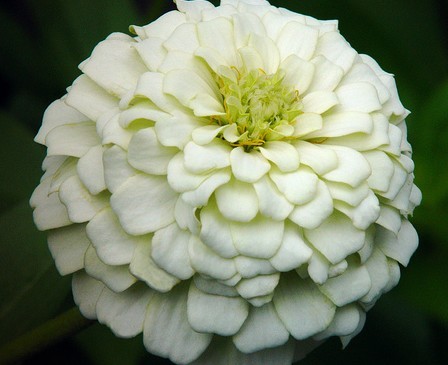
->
[[0, 307, 93, 364]]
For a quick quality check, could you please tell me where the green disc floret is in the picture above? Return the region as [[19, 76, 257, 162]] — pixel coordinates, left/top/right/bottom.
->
[[213, 66, 302, 150]]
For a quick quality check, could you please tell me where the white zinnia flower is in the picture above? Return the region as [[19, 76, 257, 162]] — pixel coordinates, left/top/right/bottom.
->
[[31, 0, 422, 364]]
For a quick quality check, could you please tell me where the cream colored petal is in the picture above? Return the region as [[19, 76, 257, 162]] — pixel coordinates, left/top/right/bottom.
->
[[128, 128, 178, 175], [189, 235, 237, 280], [230, 147, 271, 183], [234, 256, 276, 278], [130, 239, 180, 292], [230, 216, 284, 259], [306, 55, 344, 93], [103, 145, 137, 193], [66, 75, 118, 122], [215, 179, 259, 222], [335, 82, 382, 113], [306, 112, 373, 139], [315, 31, 357, 73], [188, 282, 249, 336], [77, 145, 106, 195], [183, 140, 231, 174], [72, 271, 104, 319], [276, 21, 319, 61], [259, 141, 300, 172], [270, 222, 312, 272], [200, 201, 239, 258], [288, 180, 333, 229], [270, 166, 318, 205], [80, 35, 148, 97], [294, 140, 338, 175], [232, 302, 289, 353], [46, 122, 100, 158], [59, 176, 109, 223], [110, 174, 177, 235], [151, 223, 194, 280], [134, 37, 166, 71], [318, 263, 371, 306], [35, 99, 89, 145], [376, 220, 418, 267], [280, 54, 315, 94], [96, 283, 153, 338], [143, 283, 212, 364], [32, 191, 71, 231], [253, 175, 294, 220], [302, 90, 338, 114], [236, 273, 280, 299], [314, 304, 362, 340], [274, 273, 336, 340], [48, 224, 90, 275], [305, 212, 365, 264]]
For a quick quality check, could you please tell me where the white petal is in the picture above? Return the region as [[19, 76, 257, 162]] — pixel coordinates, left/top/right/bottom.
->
[[314, 304, 362, 340], [274, 273, 336, 340], [270, 166, 318, 205], [194, 275, 238, 297], [361, 248, 390, 304], [289, 180, 333, 229], [276, 21, 319, 61], [306, 112, 373, 139], [192, 125, 226, 145], [86, 207, 138, 265], [302, 91, 338, 114], [183, 140, 231, 174], [182, 169, 231, 207], [248, 33, 280, 74], [134, 37, 166, 71], [305, 212, 365, 264], [307, 252, 330, 285], [138, 10, 186, 39], [270, 222, 313, 272], [336, 82, 382, 113], [306, 55, 344, 92], [232, 12, 267, 48], [128, 128, 178, 175], [48, 224, 90, 275], [318, 262, 371, 306], [35, 99, 89, 145], [143, 284, 212, 364], [230, 147, 271, 183], [321, 145, 371, 187], [84, 245, 136, 292], [236, 273, 280, 299], [189, 235, 237, 280], [200, 202, 238, 258], [233, 303, 289, 353], [259, 142, 300, 172], [315, 31, 357, 73], [72, 271, 104, 319], [280, 54, 315, 94], [234, 256, 276, 278], [164, 22, 201, 53], [66, 75, 118, 122], [46, 122, 100, 158], [292, 113, 323, 137], [376, 205, 402, 235], [59, 176, 108, 223], [167, 152, 210, 193], [378, 158, 408, 200], [110, 174, 177, 235], [188, 282, 249, 336], [335, 191, 381, 230], [96, 284, 153, 338], [151, 223, 195, 280], [253, 176, 294, 220], [340, 309, 366, 348], [77, 145, 106, 195], [32, 191, 71, 231], [155, 111, 203, 149], [363, 150, 394, 192], [197, 17, 238, 67], [294, 140, 338, 175], [103, 145, 137, 193], [376, 220, 418, 266], [231, 216, 284, 259], [215, 179, 259, 222], [80, 35, 147, 97], [327, 181, 369, 206]]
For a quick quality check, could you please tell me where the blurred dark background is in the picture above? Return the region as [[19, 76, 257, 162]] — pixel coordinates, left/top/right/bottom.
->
[[0, 0, 447, 364]]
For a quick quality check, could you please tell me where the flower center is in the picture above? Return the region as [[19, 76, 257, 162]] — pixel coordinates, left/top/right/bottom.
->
[[212, 67, 303, 151]]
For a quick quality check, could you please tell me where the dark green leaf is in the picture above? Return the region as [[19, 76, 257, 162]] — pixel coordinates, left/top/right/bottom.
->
[[0, 201, 71, 345]]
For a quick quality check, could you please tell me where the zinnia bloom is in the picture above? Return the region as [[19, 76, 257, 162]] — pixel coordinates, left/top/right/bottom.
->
[[31, 0, 422, 363]]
